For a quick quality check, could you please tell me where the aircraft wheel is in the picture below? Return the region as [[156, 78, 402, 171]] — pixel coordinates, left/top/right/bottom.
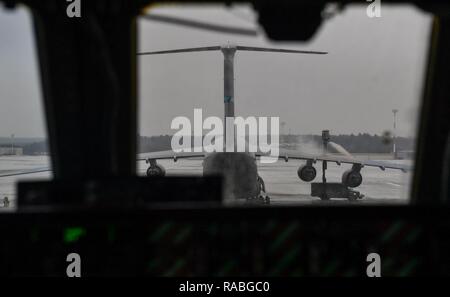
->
[[348, 190, 363, 201], [348, 194, 358, 201]]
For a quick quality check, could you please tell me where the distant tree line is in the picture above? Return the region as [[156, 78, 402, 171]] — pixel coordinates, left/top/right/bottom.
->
[[281, 133, 414, 154], [138, 135, 172, 153], [11, 134, 414, 155], [138, 135, 205, 153], [2, 141, 50, 155], [22, 141, 49, 155]]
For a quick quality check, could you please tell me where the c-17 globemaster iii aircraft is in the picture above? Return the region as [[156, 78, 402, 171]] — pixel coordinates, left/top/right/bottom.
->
[[137, 44, 411, 203], [0, 44, 411, 203]]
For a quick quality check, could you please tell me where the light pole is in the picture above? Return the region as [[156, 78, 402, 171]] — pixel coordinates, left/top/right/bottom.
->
[[392, 109, 398, 158], [10, 134, 14, 155]]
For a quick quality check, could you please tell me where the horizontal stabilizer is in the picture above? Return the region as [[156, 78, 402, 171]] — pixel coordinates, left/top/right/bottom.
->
[[236, 46, 327, 55], [138, 45, 327, 56], [138, 46, 221, 55]]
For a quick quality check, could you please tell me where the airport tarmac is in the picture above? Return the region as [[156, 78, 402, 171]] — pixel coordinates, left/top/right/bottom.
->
[[0, 155, 412, 209]]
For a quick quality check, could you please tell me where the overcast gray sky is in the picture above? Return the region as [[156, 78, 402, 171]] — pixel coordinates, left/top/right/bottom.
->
[[0, 3, 431, 138]]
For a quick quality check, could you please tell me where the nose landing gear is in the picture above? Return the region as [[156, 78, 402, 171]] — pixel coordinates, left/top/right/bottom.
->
[[246, 176, 270, 205]]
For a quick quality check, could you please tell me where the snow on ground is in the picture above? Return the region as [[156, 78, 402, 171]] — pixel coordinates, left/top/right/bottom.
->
[[0, 155, 411, 210]]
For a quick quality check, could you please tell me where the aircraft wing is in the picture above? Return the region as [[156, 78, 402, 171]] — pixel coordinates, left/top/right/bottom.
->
[[0, 167, 51, 178], [259, 149, 412, 172], [0, 150, 206, 178], [359, 159, 412, 172], [0, 149, 411, 178], [137, 150, 206, 161]]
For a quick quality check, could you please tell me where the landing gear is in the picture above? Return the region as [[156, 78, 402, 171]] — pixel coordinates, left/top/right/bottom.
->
[[2, 197, 9, 208], [257, 176, 270, 204], [247, 194, 270, 205], [261, 195, 271, 204], [246, 176, 270, 205], [257, 175, 266, 193], [145, 159, 166, 177]]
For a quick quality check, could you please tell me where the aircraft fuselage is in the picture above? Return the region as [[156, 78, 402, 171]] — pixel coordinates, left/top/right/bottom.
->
[[203, 152, 260, 200]]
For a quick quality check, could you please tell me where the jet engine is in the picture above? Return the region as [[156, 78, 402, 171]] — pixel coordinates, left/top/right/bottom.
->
[[297, 164, 317, 182], [146, 160, 166, 177], [341, 168, 363, 188]]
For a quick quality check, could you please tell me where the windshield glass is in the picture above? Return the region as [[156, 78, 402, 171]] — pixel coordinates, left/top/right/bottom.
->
[[0, 6, 51, 211], [137, 4, 431, 205]]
